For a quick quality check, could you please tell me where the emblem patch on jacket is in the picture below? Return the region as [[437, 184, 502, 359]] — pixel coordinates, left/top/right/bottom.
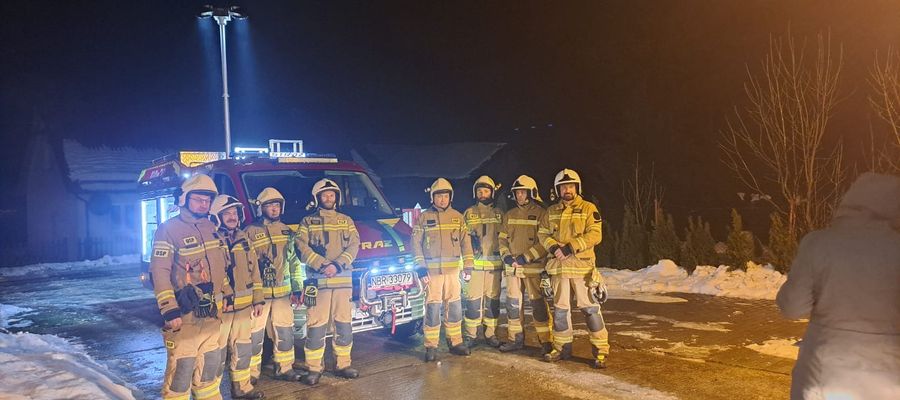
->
[[451, 218, 460, 223], [281, 229, 292, 235], [338, 219, 347, 225], [254, 232, 266, 240], [153, 249, 169, 257], [183, 236, 198, 246]]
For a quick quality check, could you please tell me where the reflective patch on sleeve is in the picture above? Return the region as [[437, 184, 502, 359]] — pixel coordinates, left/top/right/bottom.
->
[[593, 211, 602, 220], [183, 236, 198, 246], [254, 233, 266, 240], [338, 219, 347, 225], [166, 340, 175, 349], [153, 249, 170, 258], [451, 218, 460, 223], [281, 229, 292, 235]]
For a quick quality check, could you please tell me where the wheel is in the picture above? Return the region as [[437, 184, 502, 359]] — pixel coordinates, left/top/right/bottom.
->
[[390, 318, 423, 340]]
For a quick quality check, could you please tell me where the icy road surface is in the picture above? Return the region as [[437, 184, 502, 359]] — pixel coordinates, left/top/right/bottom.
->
[[0, 262, 806, 399]]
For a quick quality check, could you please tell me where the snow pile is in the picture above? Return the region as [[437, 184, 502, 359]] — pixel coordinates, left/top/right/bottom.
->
[[602, 259, 787, 300], [1, 304, 34, 329], [0, 332, 136, 399], [0, 254, 140, 277], [745, 338, 800, 360]]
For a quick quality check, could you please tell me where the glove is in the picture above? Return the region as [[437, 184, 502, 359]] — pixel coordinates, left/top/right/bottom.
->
[[547, 244, 560, 255], [539, 271, 553, 300], [561, 243, 574, 257], [503, 255, 516, 266], [515, 255, 528, 266], [591, 283, 608, 304]]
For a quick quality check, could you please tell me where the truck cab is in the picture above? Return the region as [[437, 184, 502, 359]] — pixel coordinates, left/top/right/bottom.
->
[[138, 140, 425, 338]]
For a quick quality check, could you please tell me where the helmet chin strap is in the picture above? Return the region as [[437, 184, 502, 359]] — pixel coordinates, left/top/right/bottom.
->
[[478, 198, 493, 206]]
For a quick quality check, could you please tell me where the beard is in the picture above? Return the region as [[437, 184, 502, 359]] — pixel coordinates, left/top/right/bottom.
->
[[562, 193, 575, 201]]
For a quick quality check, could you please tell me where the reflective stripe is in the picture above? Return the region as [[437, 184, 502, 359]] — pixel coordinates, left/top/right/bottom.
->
[[445, 325, 462, 336], [153, 241, 174, 250], [497, 232, 509, 239], [249, 354, 262, 367], [333, 343, 352, 357], [534, 325, 551, 333], [163, 394, 190, 400], [426, 260, 463, 269], [508, 324, 524, 333], [337, 251, 354, 265], [507, 218, 539, 226], [273, 349, 294, 363], [193, 377, 222, 400], [304, 346, 325, 361], [233, 295, 253, 309], [156, 289, 175, 302], [554, 334, 574, 344], [424, 225, 461, 232], [231, 368, 251, 383], [317, 277, 352, 286], [483, 317, 499, 327], [177, 246, 207, 257]]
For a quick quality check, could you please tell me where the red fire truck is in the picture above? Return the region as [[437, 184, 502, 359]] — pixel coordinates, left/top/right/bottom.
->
[[137, 140, 424, 338]]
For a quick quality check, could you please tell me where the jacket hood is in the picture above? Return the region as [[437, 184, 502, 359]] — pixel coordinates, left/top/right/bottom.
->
[[834, 172, 900, 222]]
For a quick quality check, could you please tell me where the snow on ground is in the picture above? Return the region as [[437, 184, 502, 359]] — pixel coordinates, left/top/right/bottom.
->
[[603, 260, 786, 300], [0, 254, 140, 277], [650, 342, 733, 360], [0, 331, 136, 400], [745, 338, 800, 360], [0, 304, 35, 329]]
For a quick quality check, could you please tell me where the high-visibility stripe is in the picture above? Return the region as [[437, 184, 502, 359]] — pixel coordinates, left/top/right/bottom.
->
[[333, 343, 352, 357], [153, 241, 174, 250], [445, 325, 462, 336], [464, 318, 481, 329], [590, 337, 609, 346], [337, 251, 354, 265], [528, 247, 541, 260], [507, 218, 539, 226], [534, 325, 551, 333], [424, 225, 461, 232], [273, 349, 294, 363], [193, 377, 222, 400], [508, 324, 524, 333], [483, 318, 498, 327], [554, 334, 574, 344], [305, 347, 326, 360], [317, 277, 352, 286], [177, 247, 207, 257], [250, 354, 262, 367], [156, 289, 175, 301], [234, 295, 252, 308], [231, 368, 251, 383], [266, 285, 292, 298], [163, 393, 190, 400]]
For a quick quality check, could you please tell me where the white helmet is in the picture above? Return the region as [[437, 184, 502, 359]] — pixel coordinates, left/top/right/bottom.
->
[[472, 175, 501, 199], [253, 187, 285, 217], [311, 178, 342, 208], [510, 174, 542, 203], [209, 194, 245, 228], [176, 174, 218, 207], [554, 168, 582, 196], [426, 178, 454, 203]]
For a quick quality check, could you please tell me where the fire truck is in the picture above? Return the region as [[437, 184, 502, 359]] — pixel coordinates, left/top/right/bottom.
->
[[137, 139, 425, 338]]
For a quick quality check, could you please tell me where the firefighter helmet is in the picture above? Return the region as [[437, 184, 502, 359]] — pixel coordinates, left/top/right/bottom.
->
[[209, 194, 245, 228], [472, 175, 501, 199], [554, 168, 582, 196], [311, 178, 342, 208], [253, 187, 285, 217], [176, 174, 218, 207], [510, 174, 542, 203], [426, 178, 454, 203]]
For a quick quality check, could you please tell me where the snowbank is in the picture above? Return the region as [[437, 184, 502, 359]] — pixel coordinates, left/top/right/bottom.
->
[[603, 260, 787, 300], [0, 332, 136, 400], [0, 254, 140, 277]]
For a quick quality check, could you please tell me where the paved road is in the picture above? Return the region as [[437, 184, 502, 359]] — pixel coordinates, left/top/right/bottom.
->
[[0, 264, 806, 399]]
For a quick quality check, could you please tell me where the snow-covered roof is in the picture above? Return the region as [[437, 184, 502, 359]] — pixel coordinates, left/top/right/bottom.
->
[[62, 139, 168, 191], [362, 142, 506, 179]]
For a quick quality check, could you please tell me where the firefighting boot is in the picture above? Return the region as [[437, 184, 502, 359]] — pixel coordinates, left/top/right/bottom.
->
[[273, 368, 306, 382], [542, 343, 572, 362], [301, 372, 321, 386], [541, 342, 553, 356], [592, 349, 608, 369], [425, 348, 438, 362], [499, 333, 524, 352], [449, 343, 472, 356], [233, 388, 265, 399], [335, 367, 359, 379], [485, 336, 501, 348]]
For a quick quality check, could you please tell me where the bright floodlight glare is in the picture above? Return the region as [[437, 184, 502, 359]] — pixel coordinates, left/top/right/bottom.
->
[[198, 4, 247, 157]]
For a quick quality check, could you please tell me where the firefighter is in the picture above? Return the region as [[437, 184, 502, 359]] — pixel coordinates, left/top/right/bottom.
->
[[537, 169, 610, 369], [497, 175, 552, 354], [209, 195, 266, 399], [411, 178, 475, 362], [294, 178, 361, 385], [244, 187, 306, 381], [151, 174, 230, 400], [462, 175, 504, 348]]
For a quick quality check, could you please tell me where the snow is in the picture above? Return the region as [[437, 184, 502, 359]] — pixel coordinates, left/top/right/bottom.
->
[[603, 259, 787, 300], [1, 304, 34, 329], [0, 331, 136, 400], [745, 338, 800, 360], [62, 139, 167, 184], [0, 254, 140, 276]]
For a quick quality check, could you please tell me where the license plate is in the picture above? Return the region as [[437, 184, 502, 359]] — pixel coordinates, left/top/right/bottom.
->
[[369, 272, 414, 290]]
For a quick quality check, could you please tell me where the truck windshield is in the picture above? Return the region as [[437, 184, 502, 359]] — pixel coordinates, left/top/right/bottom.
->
[[241, 170, 395, 223]]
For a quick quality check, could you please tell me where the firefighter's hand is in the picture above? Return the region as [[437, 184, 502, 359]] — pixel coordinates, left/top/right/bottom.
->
[[322, 263, 339, 278], [290, 292, 302, 308], [421, 275, 430, 285], [252, 303, 264, 317], [165, 317, 182, 331], [461, 268, 472, 282], [554, 247, 567, 260]]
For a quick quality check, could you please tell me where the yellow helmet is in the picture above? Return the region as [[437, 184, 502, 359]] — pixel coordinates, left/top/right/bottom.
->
[[176, 174, 218, 207], [209, 194, 245, 228], [510, 174, 542, 202], [554, 168, 582, 196], [253, 187, 285, 217], [426, 178, 454, 203], [311, 178, 342, 208], [472, 175, 501, 199]]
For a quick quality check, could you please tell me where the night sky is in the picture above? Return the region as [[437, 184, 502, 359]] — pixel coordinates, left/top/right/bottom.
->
[[3, 1, 900, 228]]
